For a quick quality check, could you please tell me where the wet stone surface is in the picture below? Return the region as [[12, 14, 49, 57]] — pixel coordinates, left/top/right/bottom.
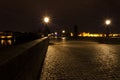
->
[[40, 40, 120, 80]]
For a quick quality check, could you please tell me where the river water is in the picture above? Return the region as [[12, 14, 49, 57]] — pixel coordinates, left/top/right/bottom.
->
[[0, 39, 15, 46]]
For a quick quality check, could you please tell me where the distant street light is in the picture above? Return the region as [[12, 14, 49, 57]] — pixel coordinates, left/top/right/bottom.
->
[[105, 19, 111, 38], [43, 16, 50, 36], [62, 30, 65, 33], [55, 32, 58, 35], [61, 30, 66, 37], [44, 17, 50, 23], [105, 19, 111, 25]]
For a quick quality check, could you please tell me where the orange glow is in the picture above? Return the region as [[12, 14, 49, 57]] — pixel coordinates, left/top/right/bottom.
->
[[7, 36, 13, 38], [1, 39, 12, 46], [1, 40, 7, 45], [0, 36, 13, 39], [1, 40, 4, 45], [78, 32, 120, 37], [70, 33, 74, 36], [0, 36, 6, 38], [7, 40, 12, 45]]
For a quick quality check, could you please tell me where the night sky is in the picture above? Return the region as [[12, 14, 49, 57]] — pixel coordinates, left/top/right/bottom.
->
[[0, 0, 120, 33]]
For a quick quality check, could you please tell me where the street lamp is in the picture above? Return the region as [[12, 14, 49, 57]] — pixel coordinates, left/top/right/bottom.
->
[[105, 19, 111, 26], [43, 16, 50, 36], [105, 19, 111, 38], [44, 17, 50, 23], [62, 30, 65, 33]]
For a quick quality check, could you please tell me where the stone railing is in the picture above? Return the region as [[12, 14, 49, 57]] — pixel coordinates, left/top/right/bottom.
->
[[0, 37, 49, 80]]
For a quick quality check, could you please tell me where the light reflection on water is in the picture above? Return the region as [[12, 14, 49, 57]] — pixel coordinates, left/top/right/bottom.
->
[[0, 36, 15, 46], [0, 35, 16, 46], [95, 44, 117, 69], [0, 39, 14, 46]]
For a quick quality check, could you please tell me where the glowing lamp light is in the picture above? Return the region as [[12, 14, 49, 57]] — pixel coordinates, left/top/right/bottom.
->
[[62, 30, 65, 33], [55, 32, 58, 35], [62, 37, 66, 40], [44, 17, 50, 23], [105, 19, 111, 25]]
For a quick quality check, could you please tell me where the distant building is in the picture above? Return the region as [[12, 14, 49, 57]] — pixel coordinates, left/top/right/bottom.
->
[[78, 32, 120, 37]]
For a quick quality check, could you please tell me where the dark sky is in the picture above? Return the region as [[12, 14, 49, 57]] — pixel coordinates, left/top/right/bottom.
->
[[0, 0, 120, 33]]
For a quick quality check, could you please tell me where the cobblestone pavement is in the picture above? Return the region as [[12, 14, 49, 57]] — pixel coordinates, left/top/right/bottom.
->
[[40, 39, 120, 80]]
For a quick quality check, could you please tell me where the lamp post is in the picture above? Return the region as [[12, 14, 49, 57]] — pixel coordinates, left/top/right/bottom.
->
[[61, 30, 66, 37], [105, 19, 111, 38], [43, 17, 50, 36]]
